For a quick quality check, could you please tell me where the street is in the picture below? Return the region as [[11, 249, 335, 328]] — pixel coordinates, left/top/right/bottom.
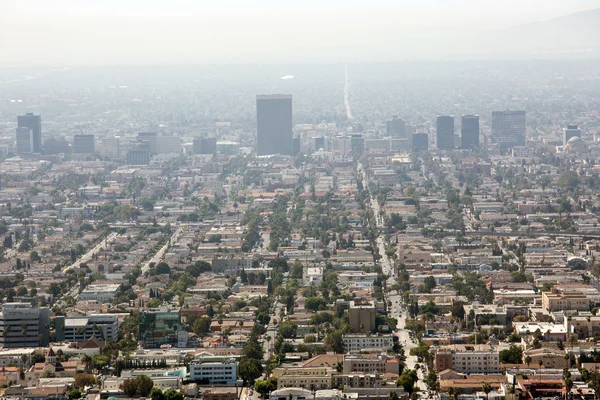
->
[[358, 162, 428, 393]]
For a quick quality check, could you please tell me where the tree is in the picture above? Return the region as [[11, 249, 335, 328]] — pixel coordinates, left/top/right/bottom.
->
[[239, 358, 263, 385], [30, 251, 41, 262], [74, 373, 96, 388], [325, 330, 345, 354], [254, 377, 278, 398], [67, 389, 82, 400], [304, 297, 328, 312], [425, 370, 440, 394], [192, 316, 212, 336], [186, 261, 212, 277], [121, 379, 138, 397], [150, 387, 166, 400], [525, 355, 532, 367], [482, 383, 492, 400], [279, 321, 298, 339], [564, 378, 573, 400], [447, 387, 460, 400], [163, 389, 184, 400], [396, 369, 418, 395], [139, 197, 155, 211], [91, 354, 110, 371], [136, 375, 154, 397], [499, 345, 523, 364]]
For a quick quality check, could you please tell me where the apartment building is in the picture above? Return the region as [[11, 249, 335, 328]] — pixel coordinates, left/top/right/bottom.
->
[[342, 353, 400, 375], [433, 344, 499, 374], [55, 315, 119, 342], [272, 367, 333, 390], [0, 303, 50, 348], [189, 357, 237, 384], [348, 300, 376, 333], [342, 334, 394, 353], [78, 284, 121, 303], [542, 291, 590, 313]]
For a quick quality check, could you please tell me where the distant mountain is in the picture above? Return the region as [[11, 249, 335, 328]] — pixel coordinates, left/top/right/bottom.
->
[[477, 8, 600, 59]]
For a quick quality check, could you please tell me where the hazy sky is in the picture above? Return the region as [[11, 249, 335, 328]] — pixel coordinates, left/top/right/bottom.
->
[[0, 0, 598, 66]]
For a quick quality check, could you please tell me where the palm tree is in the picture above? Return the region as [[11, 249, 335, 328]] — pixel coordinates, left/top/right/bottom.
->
[[538, 360, 544, 369], [447, 387, 460, 400], [525, 355, 532, 368], [564, 378, 573, 400], [482, 383, 492, 400]]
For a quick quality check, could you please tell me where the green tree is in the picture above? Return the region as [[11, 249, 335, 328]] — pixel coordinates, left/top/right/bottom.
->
[[482, 382, 492, 400], [239, 358, 263, 385], [121, 379, 138, 397], [396, 369, 418, 395], [136, 375, 154, 397], [499, 345, 523, 364], [67, 389, 82, 399], [163, 389, 183, 400], [325, 330, 345, 354], [150, 387, 166, 400]]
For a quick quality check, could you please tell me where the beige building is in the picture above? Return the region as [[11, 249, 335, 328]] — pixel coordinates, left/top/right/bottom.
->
[[342, 353, 400, 375], [522, 348, 569, 369], [542, 291, 590, 313], [566, 315, 600, 337], [348, 299, 376, 333], [433, 344, 499, 374], [342, 334, 394, 353], [272, 366, 333, 390]]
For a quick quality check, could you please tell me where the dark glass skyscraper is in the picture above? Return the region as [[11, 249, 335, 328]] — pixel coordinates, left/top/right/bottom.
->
[[436, 115, 454, 150], [256, 94, 293, 156], [73, 134, 95, 154], [491, 110, 526, 150], [461, 115, 480, 149], [17, 113, 42, 153]]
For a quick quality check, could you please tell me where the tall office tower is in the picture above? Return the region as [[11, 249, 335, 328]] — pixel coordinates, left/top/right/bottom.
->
[[0, 303, 50, 348], [461, 115, 480, 149], [44, 138, 70, 155], [436, 115, 454, 150], [16, 127, 34, 154], [193, 137, 217, 155], [97, 137, 120, 158], [292, 137, 301, 156], [137, 132, 158, 155], [157, 136, 182, 154], [350, 134, 365, 155], [313, 136, 325, 151], [386, 117, 406, 137], [412, 133, 429, 152], [256, 94, 293, 155], [563, 125, 582, 146], [73, 134, 95, 153], [17, 113, 42, 153], [491, 110, 526, 150], [126, 143, 150, 165]]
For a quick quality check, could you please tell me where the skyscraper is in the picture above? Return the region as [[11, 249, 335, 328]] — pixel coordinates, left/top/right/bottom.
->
[[563, 125, 581, 146], [256, 94, 293, 156], [412, 133, 429, 152], [436, 115, 454, 150], [137, 132, 158, 155], [461, 115, 480, 149], [73, 134, 95, 153], [193, 137, 217, 155], [17, 113, 42, 153], [350, 134, 365, 155], [16, 127, 34, 154], [491, 110, 526, 150], [386, 117, 406, 137]]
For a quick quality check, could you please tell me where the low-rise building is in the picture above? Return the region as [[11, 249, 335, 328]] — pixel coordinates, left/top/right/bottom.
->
[[78, 284, 121, 302], [433, 344, 499, 374], [55, 315, 119, 342], [342, 334, 394, 353], [189, 356, 238, 384], [542, 291, 590, 313]]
